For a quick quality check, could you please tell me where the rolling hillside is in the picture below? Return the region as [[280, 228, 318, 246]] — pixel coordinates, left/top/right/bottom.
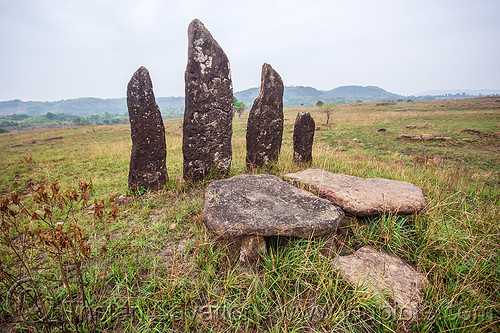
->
[[3, 85, 497, 117], [235, 85, 403, 107], [0, 97, 184, 117]]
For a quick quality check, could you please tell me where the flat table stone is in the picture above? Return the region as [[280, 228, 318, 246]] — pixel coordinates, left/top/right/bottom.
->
[[202, 174, 345, 238], [284, 169, 427, 217]]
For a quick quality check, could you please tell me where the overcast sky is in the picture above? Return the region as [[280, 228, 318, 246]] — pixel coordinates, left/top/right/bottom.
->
[[1, 0, 499, 101]]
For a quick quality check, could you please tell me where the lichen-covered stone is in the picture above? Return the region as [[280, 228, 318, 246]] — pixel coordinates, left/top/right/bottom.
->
[[246, 63, 284, 169], [333, 246, 428, 320], [183, 19, 233, 181], [284, 169, 427, 217], [293, 112, 315, 164], [127, 66, 168, 191], [202, 174, 345, 238]]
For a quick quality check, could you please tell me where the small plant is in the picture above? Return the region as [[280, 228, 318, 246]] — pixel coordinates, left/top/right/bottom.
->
[[0, 180, 117, 331], [319, 103, 335, 125]]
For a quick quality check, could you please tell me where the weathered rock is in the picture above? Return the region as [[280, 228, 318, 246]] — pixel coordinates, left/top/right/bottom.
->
[[481, 131, 500, 138], [293, 112, 315, 164], [202, 174, 345, 238], [461, 129, 481, 135], [127, 66, 168, 191], [183, 19, 233, 181], [421, 134, 451, 141], [398, 134, 422, 141], [405, 124, 428, 129], [246, 63, 284, 169], [284, 169, 427, 217], [239, 235, 266, 267], [114, 195, 134, 206], [333, 246, 428, 320]]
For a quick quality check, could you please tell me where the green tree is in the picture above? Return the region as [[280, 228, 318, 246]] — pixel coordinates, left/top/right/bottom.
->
[[73, 116, 83, 125], [316, 100, 324, 107], [233, 96, 246, 118], [45, 112, 56, 120], [320, 103, 335, 125]]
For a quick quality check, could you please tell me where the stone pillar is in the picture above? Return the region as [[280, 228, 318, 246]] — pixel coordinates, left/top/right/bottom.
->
[[127, 66, 168, 191], [293, 112, 315, 164], [183, 19, 233, 181], [246, 63, 284, 169]]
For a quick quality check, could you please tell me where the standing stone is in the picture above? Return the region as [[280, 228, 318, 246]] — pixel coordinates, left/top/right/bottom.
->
[[293, 112, 315, 164], [183, 19, 233, 181], [246, 63, 284, 169], [127, 66, 168, 191]]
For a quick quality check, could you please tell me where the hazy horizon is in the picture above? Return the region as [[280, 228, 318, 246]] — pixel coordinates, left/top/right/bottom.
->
[[3, 86, 500, 104], [1, 0, 499, 102]]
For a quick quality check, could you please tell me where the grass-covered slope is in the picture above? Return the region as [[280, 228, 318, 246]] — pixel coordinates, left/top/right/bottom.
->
[[0, 97, 498, 332]]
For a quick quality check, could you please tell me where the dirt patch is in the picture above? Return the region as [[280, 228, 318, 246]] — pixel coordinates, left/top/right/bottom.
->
[[398, 134, 422, 141], [158, 237, 198, 279], [422, 134, 451, 141], [481, 132, 500, 138], [10, 136, 63, 148], [461, 129, 481, 135], [472, 172, 492, 180], [405, 124, 428, 129], [44, 136, 64, 141]]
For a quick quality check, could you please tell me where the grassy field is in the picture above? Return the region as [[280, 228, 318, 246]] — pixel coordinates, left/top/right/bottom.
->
[[0, 97, 498, 332]]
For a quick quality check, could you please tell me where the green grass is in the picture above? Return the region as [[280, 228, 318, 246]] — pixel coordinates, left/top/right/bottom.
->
[[0, 97, 499, 332]]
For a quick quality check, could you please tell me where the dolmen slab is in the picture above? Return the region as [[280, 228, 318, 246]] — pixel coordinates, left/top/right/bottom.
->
[[202, 174, 345, 239], [333, 246, 428, 320], [284, 169, 427, 217]]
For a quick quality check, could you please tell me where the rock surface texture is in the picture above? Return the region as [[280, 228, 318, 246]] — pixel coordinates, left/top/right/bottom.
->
[[293, 112, 315, 164], [183, 19, 233, 181], [398, 134, 422, 141], [239, 235, 266, 267], [284, 169, 427, 217], [202, 174, 345, 238], [333, 246, 428, 320], [127, 66, 168, 191], [421, 134, 451, 141], [246, 63, 284, 169]]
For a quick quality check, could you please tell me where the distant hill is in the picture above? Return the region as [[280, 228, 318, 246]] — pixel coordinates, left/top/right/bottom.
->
[[415, 89, 500, 96], [0, 98, 124, 117], [2, 85, 498, 117], [235, 85, 402, 107], [0, 97, 184, 117]]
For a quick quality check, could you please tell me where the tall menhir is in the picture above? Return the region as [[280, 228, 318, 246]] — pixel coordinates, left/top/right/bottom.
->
[[127, 66, 168, 191], [183, 19, 233, 181], [246, 63, 284, 169]]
